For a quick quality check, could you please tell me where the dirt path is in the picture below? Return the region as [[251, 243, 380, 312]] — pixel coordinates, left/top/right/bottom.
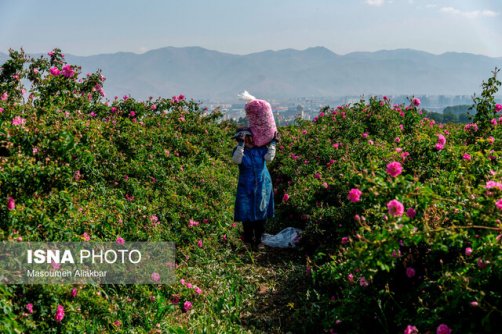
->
[[236, 246, 310, 333]]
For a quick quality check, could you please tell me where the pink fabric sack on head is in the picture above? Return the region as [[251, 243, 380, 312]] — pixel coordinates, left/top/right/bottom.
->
[[239, 91, 277, 147]]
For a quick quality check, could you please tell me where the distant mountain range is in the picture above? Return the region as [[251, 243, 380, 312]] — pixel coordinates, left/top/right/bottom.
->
[[1, 46, 501, 101]]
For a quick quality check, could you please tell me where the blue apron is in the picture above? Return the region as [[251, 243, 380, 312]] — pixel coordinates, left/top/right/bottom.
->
[[233, 146, 274, 222]]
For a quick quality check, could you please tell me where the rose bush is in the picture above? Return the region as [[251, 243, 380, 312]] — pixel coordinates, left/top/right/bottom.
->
[[269, 74, 501, 332], [1, 49, 248, 333]]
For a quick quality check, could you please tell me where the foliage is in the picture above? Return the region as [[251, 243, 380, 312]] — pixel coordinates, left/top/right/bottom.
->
[[269, 89, 501, 333]]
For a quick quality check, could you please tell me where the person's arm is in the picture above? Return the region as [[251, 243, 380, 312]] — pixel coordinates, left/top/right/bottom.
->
[[264, 140, 276, 162], [232, 142, 245, 164]]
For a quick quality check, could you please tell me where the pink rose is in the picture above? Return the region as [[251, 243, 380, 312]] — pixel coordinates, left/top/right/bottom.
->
[[348, 188, 362, 203], [465, 247, 473, 256], [7, 197, 15, 211], [406, 267, 416, 278], [71, 288, 78, 298], [386, 161, 403, 177], [412, 97, 421, 106], [462, 153, 471, 161], [359, 277, 369, 287], [62, 65, 74, 78], [387, 199, 404, 217], [496, 199, 502, 210], [116, 237, 125, 245], [54, 304, 65, 323], [435, 143, 444, 151], [495, 103, 502, 112], [436, 323, 452, 334], [183, 300, 192, 312], [12, 116, 26, 126], [283, 193, 290, 202], [437, 134, 446, 146], [50, 67, 60, 76], [406, 208, 416, 219], [404, 325, 418, 334], [151, 272, 161, 282], [26, 303, 34, 314]]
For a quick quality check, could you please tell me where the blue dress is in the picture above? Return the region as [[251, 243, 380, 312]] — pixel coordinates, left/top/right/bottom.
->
[[233, 146, 274, 222]]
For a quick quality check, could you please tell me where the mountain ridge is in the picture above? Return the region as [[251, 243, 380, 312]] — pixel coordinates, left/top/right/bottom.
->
[[1, 46, 501, 101]]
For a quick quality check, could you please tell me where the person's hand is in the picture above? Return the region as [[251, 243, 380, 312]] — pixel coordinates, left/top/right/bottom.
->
[[237, 132, 246, 144], [273, 131, 280, 143]]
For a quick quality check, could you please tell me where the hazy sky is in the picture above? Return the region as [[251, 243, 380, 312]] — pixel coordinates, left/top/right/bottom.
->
[[1, 0, 501, 57]]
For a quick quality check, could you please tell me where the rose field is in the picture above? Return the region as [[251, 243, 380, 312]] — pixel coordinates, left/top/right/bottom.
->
[[0, 49, 501, 333]]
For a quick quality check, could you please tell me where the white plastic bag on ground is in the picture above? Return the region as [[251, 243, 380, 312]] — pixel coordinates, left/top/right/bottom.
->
[[261, 227, 302, 248]]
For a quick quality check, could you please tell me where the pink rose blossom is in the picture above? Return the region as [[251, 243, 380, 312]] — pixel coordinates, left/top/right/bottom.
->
[[435, 143, 444, 151], [188, 219, 200, 227], [404, 325, 418, 334], [283, 193, 290, 202], [12, 116, 26, 126], [465, 247, 473, 256], [116, 236, 125, 245], [464, 123, 478, 132], [495, 103, 502, 112], [496, 199, 502, 210], [387, 199, 405, 217], [7, 197, 15, 211], [348, 188, 362, 203], [486, 181, 502, 190], [151, 272, 161, 282], [0, 107, 3, 113], [488, 136, 495, 144], [395, 137, 400, 143], [463, 153, 471, 161], [113, 320, 122, 327], [412, 97, 421, 106], [50, 67, 60, 76], [436, 323, 452, 334], [406, 208, 416, 219], [71, 288, 78, 298], [347, 273, 354, 283], [194, 287, 203, 294], [359, 277, 369, 287], [54, 304, 65, 323], [406, 267, 416, 278], [386, 161, 403, 177], [82, 232, 90, 241], [437, 134, 446, 146], [362, 132, 369, 139], [61, 65, 74, 78], [183, 301, 192, 312], [26, 303, 34, 314], [341, 237, 349, 245], [197, 239, 203, 248], [470, 301, 479, 307], [150, 215, 159, 226], [1, 92, 8, 100]]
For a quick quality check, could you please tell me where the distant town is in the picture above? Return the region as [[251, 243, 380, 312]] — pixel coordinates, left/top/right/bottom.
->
[[200, 95, 501, 126]]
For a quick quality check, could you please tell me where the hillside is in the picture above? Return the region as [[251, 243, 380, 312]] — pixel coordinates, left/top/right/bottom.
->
[[2, 46, 501, 100]]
